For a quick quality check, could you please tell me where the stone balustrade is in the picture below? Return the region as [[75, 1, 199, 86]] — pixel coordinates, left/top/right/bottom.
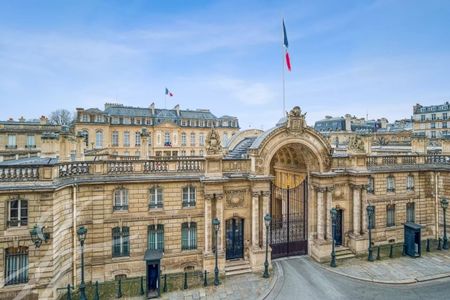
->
[[0, 166, 40, 181], [366, 154, 450, 168]]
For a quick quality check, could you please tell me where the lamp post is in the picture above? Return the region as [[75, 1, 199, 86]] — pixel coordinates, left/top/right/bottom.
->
[[263, 213, 272, 278], [367, 205, 375, 261], [77, 226, 88, 300], [441, 198, 448, 250], [330, 208, 337, 267], [212, 218, 220, 286]]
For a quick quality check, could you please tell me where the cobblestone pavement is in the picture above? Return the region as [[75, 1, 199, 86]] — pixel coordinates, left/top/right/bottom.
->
[[323, 250, 450, 283]]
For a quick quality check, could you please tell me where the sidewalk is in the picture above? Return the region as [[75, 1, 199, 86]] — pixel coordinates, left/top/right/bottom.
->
[[322, 250, 450, 284], [157, 270, 277, 300]]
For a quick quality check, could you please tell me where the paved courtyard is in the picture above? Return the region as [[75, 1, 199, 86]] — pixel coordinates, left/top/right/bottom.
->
[[323, 250, 450, 283]]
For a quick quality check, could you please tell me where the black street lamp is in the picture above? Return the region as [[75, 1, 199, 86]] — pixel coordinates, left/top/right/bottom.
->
[[212, 218, 220, 286], [330, 208, 337, 268], [441, 198, 448, 250], [77, 226, 88, 300], [263, 213, 272, 278], [367, 205, 375, 262]]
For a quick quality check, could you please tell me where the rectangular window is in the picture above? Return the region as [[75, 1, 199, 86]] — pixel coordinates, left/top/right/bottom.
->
[[420, 115, 425, 121], [182, 186, 196, 207], [406, 175, 414, 191], [82, 114, 89, 122], [7, 134, 16, 148], [148, 225, 164, 251], [444, 122, 448, 129], [5, 247, 28, 285], [181, 133, 187, 146], [26, 135, 35, 148], [190, 150, 195, 156], [386, 205, 395, 227], [113, 189, 128, 211], [181, 222, 197, 250], [95, 131, 103, 148], [387, 176, 395, 193], [431, 131, 436, 138], [164, 132, 171, 146], [112, 227, 130, 257], [406, 202, 415, 223], [112, 131, 119, 147], [431, 122, 436, 129], [199, 133, 205, 146], [135, 132, 141, 146], [149, 187, 163, 209], [444, 113, 448, 120], [367, 177, 375, 194], [432, 114, 436, 120], [190, 133, 195, 146], [8, 199, 28, 227], [95, 115, 104, 122], [123, 117, 131, 125], [123, 131, 130, 147], [112, 117, 120, 124]]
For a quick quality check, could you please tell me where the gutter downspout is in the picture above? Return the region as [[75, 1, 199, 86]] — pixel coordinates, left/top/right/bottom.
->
[[73, 184, 78, 287]]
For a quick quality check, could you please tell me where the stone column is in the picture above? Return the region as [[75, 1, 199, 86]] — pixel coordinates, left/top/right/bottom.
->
[[251, 191, 260, 248], [204, 194, 212, 254], [326, 187, 334, 240], [262, 191, 271, 247], [316, 187, 326, 240], [361, 186, 368, 234], [352, 185, 361, 235]]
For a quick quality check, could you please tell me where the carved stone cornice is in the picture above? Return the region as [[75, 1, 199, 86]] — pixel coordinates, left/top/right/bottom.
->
[[204, 193, 223, 201], [314, 186, 327, 193], [326, 186, 335, 193], [350, 183, 365, 190]]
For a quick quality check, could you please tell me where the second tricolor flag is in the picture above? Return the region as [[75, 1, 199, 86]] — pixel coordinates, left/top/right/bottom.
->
[[283, 19, 291, 72]]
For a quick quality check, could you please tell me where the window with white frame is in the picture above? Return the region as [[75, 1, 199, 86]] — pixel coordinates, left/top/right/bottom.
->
[[181, 132, 187, 146], [190, 150, 195, 156], [8, 199, 28, 227], [123, 131, 130, 147], [367, 176, 375, 194], [406, 202, 415, 223], [82, 114, 89, 122], [135, 132, 141, 146], [112, 131, 119, 147], [123, 117, 131, 125], [8, 134, 16, 147], [406, 174, 414, 191], [148, 224, 164, 251], [111, 117, 120, 124], [182, 186, 196, 207], [199, 133, 205, 146], [181, 150, 186, 156], [26, 135, 35, 147], [113, 188, 128, 211], [149, 186, 163, 209], [112, 226, 130, 257], [190, 133, 195, 146], [95, 115, 104, 122], [386, 175, 395, 192], [164, 132, 171, 146], [181, 222, 197, 250], [199, 150, 204, 156], [95, 131, 103, 148], [5, 247, 28, 285]]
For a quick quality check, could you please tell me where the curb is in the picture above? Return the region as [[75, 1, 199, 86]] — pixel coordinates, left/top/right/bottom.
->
[[319, 264, 450, 285], [259, 263, 281, 300]]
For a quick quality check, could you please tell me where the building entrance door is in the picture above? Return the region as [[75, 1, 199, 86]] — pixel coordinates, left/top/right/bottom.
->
[[335, 209, 343, 246], [226, 218, 244, 260]]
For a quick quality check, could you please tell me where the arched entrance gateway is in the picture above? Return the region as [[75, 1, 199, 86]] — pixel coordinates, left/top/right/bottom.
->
[[249, 106, 333, 260]]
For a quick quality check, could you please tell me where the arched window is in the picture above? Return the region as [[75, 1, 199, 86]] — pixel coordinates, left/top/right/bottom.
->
[[95, 130, 103, 148], [181, 222, 197, 250], [113, 188, 128, 211], [148, 224, 164, 250], [182, 186, 196, 208], [386, 175, 395, 193], [112, 226, 130, 257], [81, 129, 89, 146], [5, 247, 29, 285], [7, 199, 28, 227], [149, 186, 163, 209], [406, 174, 415, 191]]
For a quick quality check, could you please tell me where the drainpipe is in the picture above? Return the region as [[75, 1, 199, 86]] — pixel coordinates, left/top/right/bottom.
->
[[435, 172, 439, 239], [73, 184, 78, 287]]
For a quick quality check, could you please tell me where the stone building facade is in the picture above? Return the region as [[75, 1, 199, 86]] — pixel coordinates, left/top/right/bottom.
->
[[0, 106, 449, 299], [413, 102, 450, 139]]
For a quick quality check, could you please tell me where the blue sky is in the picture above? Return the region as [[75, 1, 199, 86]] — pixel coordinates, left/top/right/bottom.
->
[[1, 0, 450, 129]]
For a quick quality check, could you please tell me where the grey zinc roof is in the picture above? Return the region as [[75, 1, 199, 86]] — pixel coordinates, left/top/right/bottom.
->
[[104, 106, 153, 117], [180, 110, 216, 119], [0, 157, 58, 166], [155, 109, 178, 119]]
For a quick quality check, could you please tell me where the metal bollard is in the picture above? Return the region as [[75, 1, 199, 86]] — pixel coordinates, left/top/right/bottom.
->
[[66, 284, 72, 300], [402, 244, 406, 256], [426, 239, 430, 252], [389, 244, 394, 258], [94, 281, 100, 300], [116, 279, 123, 298], [184, 272, 188, 290], [203, 270, 208, 287], [438, 237, 442, 250], [140, 276, 145, 295], [163, 274, 167, 293], [376, 246, 381, 260]]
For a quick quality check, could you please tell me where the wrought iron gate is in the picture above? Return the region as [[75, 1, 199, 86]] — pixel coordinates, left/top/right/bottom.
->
[[270, 180, 308, 259]]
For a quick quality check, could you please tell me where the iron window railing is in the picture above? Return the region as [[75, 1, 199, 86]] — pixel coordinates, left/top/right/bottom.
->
[[5, 247, 28, 285], [113, 205, 129, 211]]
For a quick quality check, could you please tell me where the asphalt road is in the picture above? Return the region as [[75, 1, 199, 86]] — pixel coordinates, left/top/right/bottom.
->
[[267, 256, 450, 300]]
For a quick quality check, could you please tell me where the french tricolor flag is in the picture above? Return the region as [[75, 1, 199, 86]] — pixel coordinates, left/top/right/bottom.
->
[[165, 88, 173, 97], [283, 19, 291, 72]]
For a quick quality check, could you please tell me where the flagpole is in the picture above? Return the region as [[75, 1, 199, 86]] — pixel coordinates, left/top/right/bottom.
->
[[282, 19, 286, 117]]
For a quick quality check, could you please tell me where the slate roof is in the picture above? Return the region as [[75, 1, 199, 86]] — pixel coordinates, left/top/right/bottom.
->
[[226, 137, 257, 159], [0, 157, 58, 166]]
